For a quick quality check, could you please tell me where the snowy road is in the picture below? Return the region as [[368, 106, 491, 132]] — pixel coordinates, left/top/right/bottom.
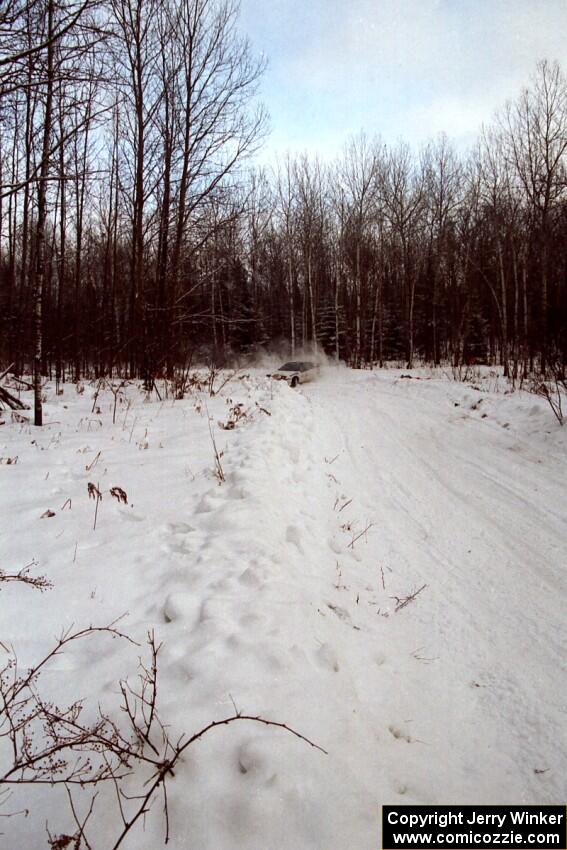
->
[[2, 367, 566, 849], [305, 371, 566, 808], [159, 368, 566, 849]]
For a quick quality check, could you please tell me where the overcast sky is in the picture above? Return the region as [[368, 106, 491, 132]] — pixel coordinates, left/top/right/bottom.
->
[[238, 0, 567, 161]]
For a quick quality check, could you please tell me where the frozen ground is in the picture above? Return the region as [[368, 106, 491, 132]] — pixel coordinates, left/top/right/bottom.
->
[[1, 366, 566, 849]]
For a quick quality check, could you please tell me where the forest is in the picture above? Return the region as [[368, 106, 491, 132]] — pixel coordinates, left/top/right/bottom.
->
[[1, 0, 567, 424], [1, 5, 566, 847]]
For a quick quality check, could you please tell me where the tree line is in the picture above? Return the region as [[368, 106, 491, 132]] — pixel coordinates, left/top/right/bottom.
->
[[1, 0, 567, 423]]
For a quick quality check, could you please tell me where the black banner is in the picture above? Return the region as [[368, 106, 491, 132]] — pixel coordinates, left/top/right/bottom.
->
[[382, 805, 567, 849]]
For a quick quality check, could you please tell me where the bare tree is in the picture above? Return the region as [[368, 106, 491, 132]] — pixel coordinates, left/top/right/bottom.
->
[[381, 142, 426, 368], [501, 60, 567, 372], [422, 134, 462, 365], [275, 154, 298, 355], [335, 133, 381, 366]]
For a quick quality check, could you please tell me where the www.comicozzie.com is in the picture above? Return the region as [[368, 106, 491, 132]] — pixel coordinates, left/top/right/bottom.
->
[[382, 805, 567, 849]]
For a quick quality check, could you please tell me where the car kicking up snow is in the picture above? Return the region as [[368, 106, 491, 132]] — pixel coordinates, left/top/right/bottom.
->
[[272, 361, 319, 387]]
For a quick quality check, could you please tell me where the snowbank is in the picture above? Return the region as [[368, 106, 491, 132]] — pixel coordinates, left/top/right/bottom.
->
[[1, 367, 565, 848]]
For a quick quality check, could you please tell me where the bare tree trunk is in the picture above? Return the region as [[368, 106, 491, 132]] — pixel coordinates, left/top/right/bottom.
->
[[406, 256, 417, 369], [370, 271, 378, 366], [540, 232, 548, 373], [432, 266, 439, 365], [19, 50, 36, 374], [211, 253, 218, 360], [307, 249, 317, 351], [512, 241, 519, 380], [155, 31, 174, 373], [355, 242, 361, 366], [407, 285, 415, 368], [497, 237, 509, 376], [56, 97, 66, 391], [3, 113, 18, 365], [522, 258, 529, 377], [301, 274, 306, 349], [288, 249, 295, 356], [334, 267, 340, 362], [131, 88, 145, 380], [33, 0, 55, 426], [378, 272, 384, 368]]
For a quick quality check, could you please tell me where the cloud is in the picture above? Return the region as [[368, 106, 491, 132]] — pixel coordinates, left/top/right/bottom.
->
[[239, 0, 567, 156]]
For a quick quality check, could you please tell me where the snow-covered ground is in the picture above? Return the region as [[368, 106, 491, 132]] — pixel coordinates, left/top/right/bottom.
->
[[1, 366, 566, 849]]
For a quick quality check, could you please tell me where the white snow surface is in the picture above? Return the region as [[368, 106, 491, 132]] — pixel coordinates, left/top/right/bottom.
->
[[1, 367, 566, 849]]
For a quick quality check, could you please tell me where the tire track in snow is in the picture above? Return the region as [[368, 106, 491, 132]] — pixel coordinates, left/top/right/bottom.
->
[[306, 370, 567, 808]]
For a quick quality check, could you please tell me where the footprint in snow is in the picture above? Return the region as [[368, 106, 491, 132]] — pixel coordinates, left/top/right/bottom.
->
[[285, 525, 303, 552], [263, 651, 285, 672], [237, 739, 278, 785], [119, 509, 145, 522], [238, 567, 262, 587], [224, 632, 243, 650], [165, 521, 195, 535], [389, 725, 413, 743], [162, 592, 200, 627], [195, 492, 222, 514], [315, 642, 340, 672], [239, 612, 264, 628], [287, 445, 300, 464], [290, 644, 308, 663], [227, 483, 251, 500], [162, 538, 191, 555]]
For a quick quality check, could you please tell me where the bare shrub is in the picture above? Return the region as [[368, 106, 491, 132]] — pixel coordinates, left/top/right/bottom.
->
[[0, 559, 52, 591], [0, 624, 326, 848], [218, 402, 247, 430], [206, 405, 225, 483], [207, 366, 240, 397], [110, 487, 128, 504], [530, 361, 566, 425], [87, 482, 103, 530], [391, 584, 428, 612]]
